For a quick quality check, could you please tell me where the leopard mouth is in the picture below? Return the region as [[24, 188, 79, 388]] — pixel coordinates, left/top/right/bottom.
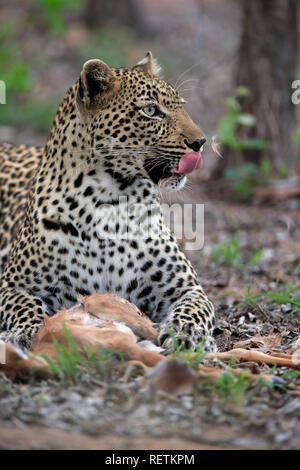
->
[[143, 157, 187, 192], [143, 157, 184, 185], [173, 150, 203, 174], [144, 150, 203, 186]]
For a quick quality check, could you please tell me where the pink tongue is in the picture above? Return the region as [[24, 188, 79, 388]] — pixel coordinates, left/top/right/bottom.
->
[[174, 151, 203, 174]]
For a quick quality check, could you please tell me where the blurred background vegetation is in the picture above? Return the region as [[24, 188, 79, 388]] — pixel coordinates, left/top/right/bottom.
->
[[0, 0, 299, 203]]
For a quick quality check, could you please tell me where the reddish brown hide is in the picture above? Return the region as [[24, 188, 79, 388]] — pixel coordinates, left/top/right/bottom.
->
[[0, 294, 163, 381]]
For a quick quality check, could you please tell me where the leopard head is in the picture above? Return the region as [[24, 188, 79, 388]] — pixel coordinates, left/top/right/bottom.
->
[[61, 52, 206, 192]]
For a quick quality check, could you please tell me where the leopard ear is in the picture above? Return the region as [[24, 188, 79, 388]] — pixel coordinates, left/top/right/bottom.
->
[[76, 59, 119, 116], [133, 51, 162, 77]]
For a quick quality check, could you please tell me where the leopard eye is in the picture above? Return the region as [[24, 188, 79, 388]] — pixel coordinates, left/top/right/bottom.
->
[[142, 105, 157, 117]]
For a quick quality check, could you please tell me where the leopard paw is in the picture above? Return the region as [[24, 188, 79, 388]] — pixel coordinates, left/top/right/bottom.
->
[[0, 331, 32, 350], [158, 324, 217, 354]]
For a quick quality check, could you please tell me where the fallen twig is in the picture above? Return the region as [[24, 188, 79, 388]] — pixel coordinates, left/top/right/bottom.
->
[[204, 348, 300, 370], [198, 364, 274, 383]]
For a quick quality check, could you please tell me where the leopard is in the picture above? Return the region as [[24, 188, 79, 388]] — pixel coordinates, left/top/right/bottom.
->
[[0, 52, 216, 352]]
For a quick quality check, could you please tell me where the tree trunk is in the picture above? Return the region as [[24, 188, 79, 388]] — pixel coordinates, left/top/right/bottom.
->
[[84, 0, 144, 37], [214, 0, 298, 177], [237, 0, 298, 168]]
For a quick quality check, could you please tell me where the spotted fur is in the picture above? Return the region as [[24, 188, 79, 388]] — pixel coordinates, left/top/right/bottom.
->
[[0, 53, 216, 351]]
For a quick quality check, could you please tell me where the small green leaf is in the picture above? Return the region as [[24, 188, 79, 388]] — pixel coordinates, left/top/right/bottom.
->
[[225, 96, 241, 113], [237, 113, 256, 126], [248, 249, 264, 267], [235, 86, 251, 97], [242, 138, 269, 150]]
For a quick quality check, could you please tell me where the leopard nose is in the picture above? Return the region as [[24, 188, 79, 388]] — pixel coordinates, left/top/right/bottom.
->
[[186, 138, 206, 152]]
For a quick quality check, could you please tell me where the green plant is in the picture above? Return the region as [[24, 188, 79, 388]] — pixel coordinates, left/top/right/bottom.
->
[[257, 283, 300, 311], [215, 369, 251, 405], [38, 324, 124, 384], [220, 283, 258, 308], [282, 371, 300, 379], [248, 249, 264, 268], [33, 0, 83, 34], [241, 283, 260, 307], [292, 128, 300, 160], [0, 22, 32, 95], [174, 343, 206, 369], [80, 27, 135, 68], [182, 345, 206, 369], [0, 21, 60, 132], [84, 345, 124, 376], [224, 157, 272, 203], [217, 87, 268, 153], [211, 233, 241, 268], [278, 165, 289, 179], [217, 88, 270, 202], [223, 282, 300, 312], [210, 233, 263, 270], [0, 382, 14, 397], [165, 327, 206, 368], [0, 98, 57, 132]]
